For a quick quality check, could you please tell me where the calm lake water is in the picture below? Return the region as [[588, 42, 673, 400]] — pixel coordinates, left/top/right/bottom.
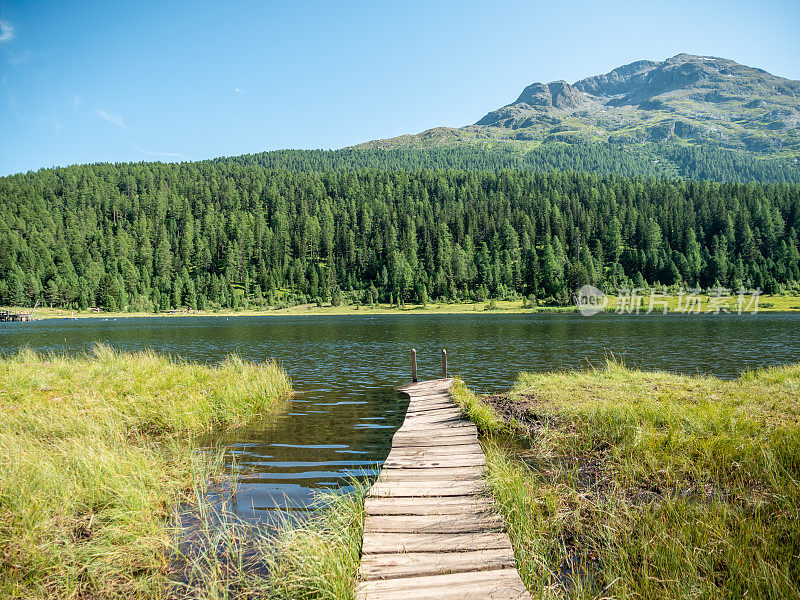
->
[[2, 312, 799, 521]]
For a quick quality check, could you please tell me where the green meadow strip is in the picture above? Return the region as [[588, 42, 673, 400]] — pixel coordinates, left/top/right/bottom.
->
[[451, 362, 800, 599]]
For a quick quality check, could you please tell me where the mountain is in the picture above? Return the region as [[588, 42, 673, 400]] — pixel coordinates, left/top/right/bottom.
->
[[353, 54, 800, 166]]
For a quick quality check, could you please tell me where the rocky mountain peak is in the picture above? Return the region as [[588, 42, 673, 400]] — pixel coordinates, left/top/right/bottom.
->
[[356, 54, 800, 159], [514, 81, 586, 109], [471, 54, 800, 149]]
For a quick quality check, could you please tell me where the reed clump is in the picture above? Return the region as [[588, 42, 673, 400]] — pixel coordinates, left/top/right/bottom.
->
[[171, 478, 367, 600], [0, 344, 291, 599]]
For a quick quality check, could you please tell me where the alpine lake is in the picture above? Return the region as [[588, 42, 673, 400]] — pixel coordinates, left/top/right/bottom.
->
[[2, 312, 798, 522]]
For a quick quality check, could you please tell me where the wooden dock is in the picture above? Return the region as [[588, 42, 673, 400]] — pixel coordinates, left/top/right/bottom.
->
[[357, 378, 530, 600]]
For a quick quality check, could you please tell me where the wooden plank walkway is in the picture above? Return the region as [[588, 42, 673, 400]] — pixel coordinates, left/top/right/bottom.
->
[[357, 378, 530, 600]]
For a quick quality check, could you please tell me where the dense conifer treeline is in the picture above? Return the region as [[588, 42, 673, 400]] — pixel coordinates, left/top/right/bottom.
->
[[1, 162, 799, 311], [218, 144, 800, 184]]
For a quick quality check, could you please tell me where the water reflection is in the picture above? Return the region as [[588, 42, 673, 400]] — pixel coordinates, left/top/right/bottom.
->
[[2, 312, 799, 521]]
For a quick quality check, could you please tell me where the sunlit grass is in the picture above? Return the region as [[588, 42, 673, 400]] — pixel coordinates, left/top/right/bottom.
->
[[264, 482, 366, 600], [172, 479, 367, 600], [450, 378, 508, 434], [5, 291, 800, 321], [452, 361, 800, 599], [0, 344, 292, 599]]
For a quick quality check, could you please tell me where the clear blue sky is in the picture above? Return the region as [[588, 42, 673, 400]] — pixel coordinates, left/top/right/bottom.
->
[[1, 0, 799, 175]]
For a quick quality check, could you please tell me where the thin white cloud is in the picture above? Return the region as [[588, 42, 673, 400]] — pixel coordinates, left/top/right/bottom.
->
[[0, 20, 14, 43], [7, 50, 30, 65], [123, 138, 188, 160], [73, 95, 81, 108], [234, 88, 244, 94], [96, 108, 128, 129]]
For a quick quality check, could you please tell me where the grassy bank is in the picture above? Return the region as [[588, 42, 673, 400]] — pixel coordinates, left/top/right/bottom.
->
[[451, 362, 800, 599], [5, 291, 800, 321], [0, 345, 292, 599]]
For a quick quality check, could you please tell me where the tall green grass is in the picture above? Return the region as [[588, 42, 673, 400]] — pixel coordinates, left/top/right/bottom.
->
[[263, 481, 366, 600], [449, 378, 508, 434], [452, 361, 800, 599], [171, 479, 367, 600], [0, 344, 292, 599]]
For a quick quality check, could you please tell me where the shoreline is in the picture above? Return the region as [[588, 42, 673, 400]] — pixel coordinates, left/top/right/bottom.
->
[[3, 293, 800, 320]]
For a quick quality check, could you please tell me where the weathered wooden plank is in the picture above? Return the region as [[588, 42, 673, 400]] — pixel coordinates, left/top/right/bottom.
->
[[373, 473, 484, 484], [387, 438, 481, 452], [364, 513, 504, 534], [396, 381, 451, 393], [407, 394, 453, 401], [397, 427, 474, 437], [407, 395, 461, 403], [391, 433, 477, 443], [407, 399, 459, 407], [368, 480, 488, 497], [356, 569, 529, 600], [393, 435, 477, 445], [389, 436, 478, 448], [383, 452, 485, 465], [361, 532, 513, 554], [403, 409, 459, 417], [364, 495, 496, 516], [384, 453, 485, 465], [402, 408, 467, 418], [407, 399, 461, 405], [394, 429, 476, 439], [358, 549, 518, 581], [392, 427, 478, 438], [400, 415, 471, 423], [385, 445, 485, 458], [383, 456, 487, 469], [401, 383, 452, 392], [397, 420, 473, 428], [389, 441, 478, 450], [406, 404, 470, 423], [398, 417, 474, 427], [377, 466, 484, 481], [392, 434, 477, 442], [406, 402, 461, 409], [395, 424, 476, 435], [403, 409, 464, 418]]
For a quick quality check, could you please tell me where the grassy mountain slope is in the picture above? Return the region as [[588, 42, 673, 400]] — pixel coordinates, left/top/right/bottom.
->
[[350, 54, 800, 182]]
